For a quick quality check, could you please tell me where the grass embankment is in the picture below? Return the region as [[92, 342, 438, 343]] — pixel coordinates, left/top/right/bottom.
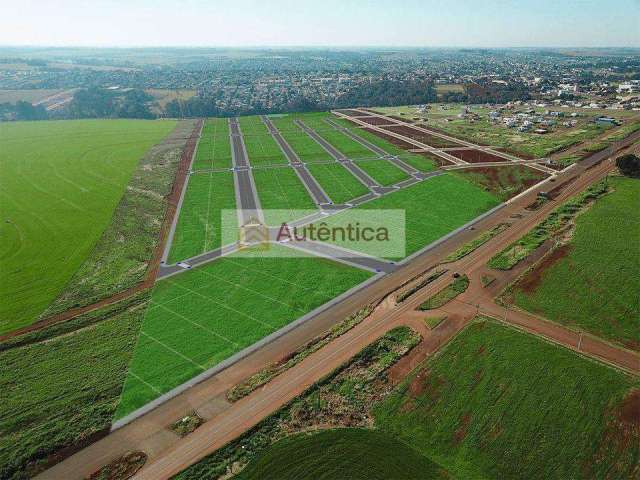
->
[[375, 320, 640, 480], [396, 270, 446, 303], [418, 275, 469, 310], [236, 429, 446, 480], [45, 120, 194, 315], [512, 177, 640, 348], [227, 306, 373, 402], [0, 119, 176, 333], [443, 223, 510, 262], [174, 327, 422, 480], [117, 246, 372, 418], [488, 180, 609, 270], [0, 300, 146, 480]]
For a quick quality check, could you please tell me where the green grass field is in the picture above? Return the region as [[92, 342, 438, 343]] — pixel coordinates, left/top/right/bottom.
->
[[0, 299, 144, 480], [239, 116, 288, 166], [353, 174, 499, 257], [237, 429, 447, 480], [253, 167, 316, 224], [306, 163, 369, 204], [513, 177, 640, 348], [300, 115, 377, 160], [192, 118, 232, 170], [0, 119, 175, 333], [269, 116, 333, 163], [375, 320, 640, 480], [354, 158, 410, 186], [116, 246, 372, 418], [167, 171, 237, 263]]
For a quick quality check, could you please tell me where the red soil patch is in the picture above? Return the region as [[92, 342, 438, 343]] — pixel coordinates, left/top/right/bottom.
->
[[546, 176, 577, 199], [362, 127, 415, 150], [359, 116, 395, 126], [339, 109, 366, 117], [447, 149, 507, 163], [382, 125, 462, 148], [516, 245, 572, 295], [453, 413, 471, 444], [618, 389, 640, 428]]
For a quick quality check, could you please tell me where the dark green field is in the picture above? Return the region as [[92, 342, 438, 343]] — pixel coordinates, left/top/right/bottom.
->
[[513, 177, 640, 349], [237, 429, 447, 480], [375, 320, 640, 480]]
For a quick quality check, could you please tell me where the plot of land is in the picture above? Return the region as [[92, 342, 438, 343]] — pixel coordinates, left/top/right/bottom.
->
[[447, 148, 507, 163], [306, 163, 369, 204], [375, 320, 640, 480], [301, 116, 377, 160], [116, 247, 372, 418], [453, 164, 548, 201], [352, 174, 499, 257], [167, 171, 237, 263], [253, 167, 316, 223], [382, 125, 462, 148], [513, 177, 640, 349], [269, 116, 333, 163], [192, 118, 233, 170], [0, 119, 175, 333], [354, 158, 410, 186], [239, 116, 288, 166]]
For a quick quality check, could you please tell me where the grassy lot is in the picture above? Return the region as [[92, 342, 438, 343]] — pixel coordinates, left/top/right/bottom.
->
[[237, 429, 446, 480], [354, 158, 410, 186], [116, 246, 372, 418], [192, 118, 232, 170], [352, 174, 500, 257], [512, 177, 640, 349], [301, 115, 377, 160], [0, 299, 145, 480], [45, 120, 195, 315], [375, 319, 640, 480], [0, 119, 175, 333], [239, 116, 288, 166], [418, 275, 469, 310], [306, 162, 369, 204], [167, 171, 236, 263], [175, 326, 421, 480], [253, 167, 316, 224], [488, 181, 609, 270], [269, 115, 333, 163], [453, 164, 547, 201]]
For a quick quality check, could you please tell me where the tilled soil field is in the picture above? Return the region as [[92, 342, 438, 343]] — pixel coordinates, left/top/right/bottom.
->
[[446, 148, 508, 163], [381, 125, 463, 148]]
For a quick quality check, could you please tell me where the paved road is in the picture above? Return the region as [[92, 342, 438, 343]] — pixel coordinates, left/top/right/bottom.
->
[[229, 118, 262, 224], [38, 130, 639, 480]]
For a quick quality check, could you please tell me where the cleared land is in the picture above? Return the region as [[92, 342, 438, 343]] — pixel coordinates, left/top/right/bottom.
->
[[453, 164, 548, 201], [116, 246, 372, 418], [192, 118, 232, 170], [252, 167, 316, 223], [0, 119, 175, 333], [167, 171, 237, 263], [375, 320, 640, 480], [236, 429, 446, 480], [0, 297, 145, 480], [306, 162, 369, 204], [239, 116, 288, 166], [351, 174, 500, 257], [512, 176, 640, 349], [354, 158, 410, 186], [269, 116, 333, 163]]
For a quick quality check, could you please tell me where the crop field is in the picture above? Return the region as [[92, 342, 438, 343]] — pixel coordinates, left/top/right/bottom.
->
[[375, 320, 640, 480], [236, 429, 446, 480], [352, 174, 499, 257], [239, 116, 288, 166], [0, 299, 144, 480], [269, 116, 333, 163], [306, 163, 369, 204], [252, 167, 316, 223], [0, 119, 175, 333], [116, 246, 372, 418], [192, 118, 232, 170], [354, 158, 410, 186], [167, 171, 237, 264], [513, 177, 640, 349]]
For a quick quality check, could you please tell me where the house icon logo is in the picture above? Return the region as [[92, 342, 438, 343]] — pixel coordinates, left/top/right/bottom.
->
[[239, 215, 269, 249]]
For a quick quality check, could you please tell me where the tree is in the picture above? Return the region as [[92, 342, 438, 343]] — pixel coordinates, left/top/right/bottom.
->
[[616, 153, 640, 178]]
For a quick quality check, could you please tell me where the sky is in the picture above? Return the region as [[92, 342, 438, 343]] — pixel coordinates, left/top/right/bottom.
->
[[2, 0, 639, 48]]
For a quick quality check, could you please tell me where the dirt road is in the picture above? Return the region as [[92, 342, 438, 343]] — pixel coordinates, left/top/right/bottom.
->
[[38, 120, 640, 480]]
